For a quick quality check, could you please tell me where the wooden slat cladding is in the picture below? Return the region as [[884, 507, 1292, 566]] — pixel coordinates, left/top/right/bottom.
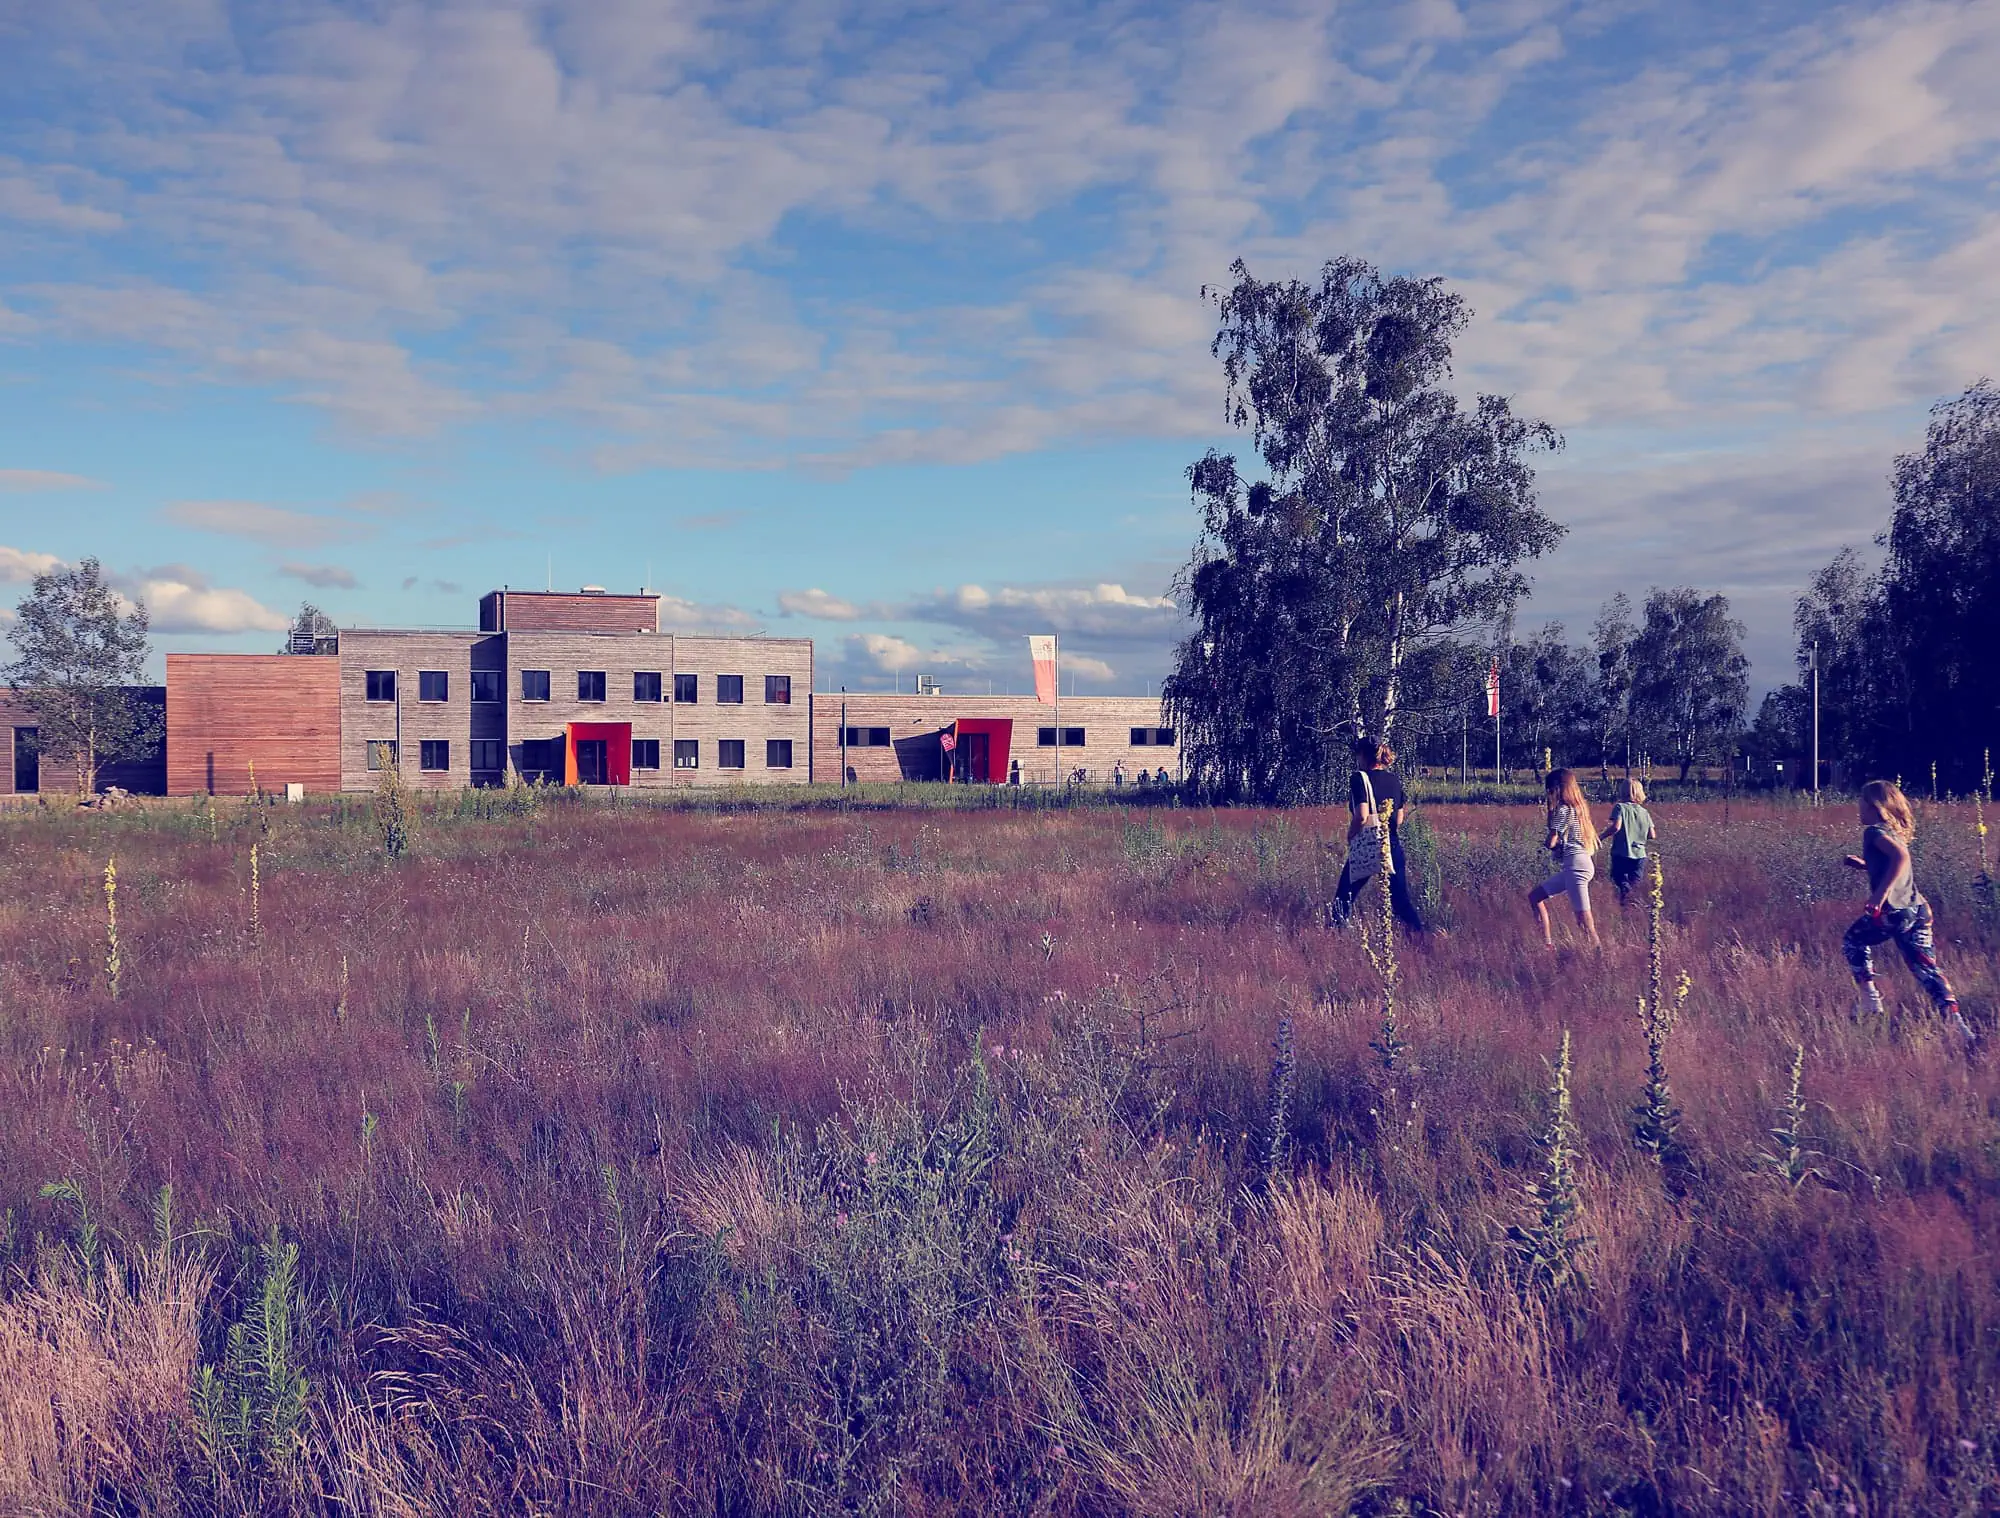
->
[[166, 655, 341, 796], [489, 591, 661, 634], [812, 693, 1178, 786]]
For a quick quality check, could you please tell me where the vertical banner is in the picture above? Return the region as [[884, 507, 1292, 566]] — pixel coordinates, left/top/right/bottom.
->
[[1028, 635, 1058, 705], [1486, 658, 1500, 718]]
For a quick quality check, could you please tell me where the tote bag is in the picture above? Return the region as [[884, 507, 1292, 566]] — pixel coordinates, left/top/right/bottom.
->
[[1346, 770, 1394, 879]]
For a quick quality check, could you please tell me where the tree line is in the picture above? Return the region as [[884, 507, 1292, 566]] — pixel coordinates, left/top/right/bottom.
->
[[1164, 255, 1993, 802]]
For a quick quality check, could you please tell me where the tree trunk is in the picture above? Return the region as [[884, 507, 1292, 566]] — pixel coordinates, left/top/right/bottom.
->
[[1379, 588, 1407, 741]]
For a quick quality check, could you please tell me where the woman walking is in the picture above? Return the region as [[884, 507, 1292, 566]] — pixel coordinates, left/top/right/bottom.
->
[[1333, 737, 1427, 933], [1841, 779, 1967, 1036], [1528, 768, 1600, 948]]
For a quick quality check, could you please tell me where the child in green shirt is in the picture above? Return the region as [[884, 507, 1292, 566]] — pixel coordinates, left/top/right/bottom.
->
[[1603, 777, 1655, 907]]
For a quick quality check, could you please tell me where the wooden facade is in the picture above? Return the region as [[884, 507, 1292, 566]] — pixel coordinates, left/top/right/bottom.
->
[[811, 694, 1179, 787], [479, 589, 661, 635], [0, 687, 167, 797], [165, 654, 340, 796]]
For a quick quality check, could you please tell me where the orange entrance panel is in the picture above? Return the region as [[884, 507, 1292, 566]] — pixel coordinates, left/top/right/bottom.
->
[[564, 722, 632, 786]]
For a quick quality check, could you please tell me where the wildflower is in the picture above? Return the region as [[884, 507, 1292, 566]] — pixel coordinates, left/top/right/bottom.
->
[[1051, 1444, 1067, 1461], [834, 1211, 849, 1227], [863, 1150, 878, 1166]]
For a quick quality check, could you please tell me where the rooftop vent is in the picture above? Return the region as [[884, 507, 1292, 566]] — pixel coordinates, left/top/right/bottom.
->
[[579, 585, 606, 594]]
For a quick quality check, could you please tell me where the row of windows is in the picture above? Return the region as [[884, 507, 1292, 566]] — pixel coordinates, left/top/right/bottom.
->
[[366, 739, 796, 772], [841, 725, 1177, 748], [365, 670, 792, 706]]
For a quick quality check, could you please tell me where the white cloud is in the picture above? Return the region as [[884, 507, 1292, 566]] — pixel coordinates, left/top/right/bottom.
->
[[0, 470, 104, 492], [0, 546, 65, 581], [778, 587, 868, 620], [657, 594, 759, 631], [279, 562, 359, 589], [162, 500, 369, 548], [908, 581, 1179, 644], [139, 576, 291, 635]]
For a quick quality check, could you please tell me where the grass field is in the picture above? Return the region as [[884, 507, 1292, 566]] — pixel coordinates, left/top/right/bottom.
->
[[2, 788, 1997, 1515]]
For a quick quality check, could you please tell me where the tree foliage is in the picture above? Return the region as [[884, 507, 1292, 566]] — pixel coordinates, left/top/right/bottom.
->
[[1628, 588, 1750, 780], [4, 556, 161, 796], [1163, 257, 1564, 803], [1776, 382, 2000, 787]]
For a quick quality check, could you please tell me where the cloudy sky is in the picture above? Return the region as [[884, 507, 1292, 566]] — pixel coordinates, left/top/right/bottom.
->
[[2, 0, 1995, 693]]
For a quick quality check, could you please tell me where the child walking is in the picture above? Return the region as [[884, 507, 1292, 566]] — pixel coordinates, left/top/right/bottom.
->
[[1528, 768, 1601, 948], [1603, 777, 1655, 907], [1841, 780, 1968, 1037]]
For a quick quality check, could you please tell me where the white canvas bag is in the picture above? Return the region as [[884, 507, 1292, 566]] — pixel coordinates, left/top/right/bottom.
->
[[1346, 769, 1394, 879]]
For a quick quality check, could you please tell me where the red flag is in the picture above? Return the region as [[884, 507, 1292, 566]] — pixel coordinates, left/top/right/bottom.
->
[[1028, 634, 1057, 705], [1486, 658, 1500, 718], [940, 723, 957, 753]]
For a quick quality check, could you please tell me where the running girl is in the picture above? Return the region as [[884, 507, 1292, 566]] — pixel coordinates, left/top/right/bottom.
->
[[1841, 780, 1966, 1034], [1529, 768, 1601, 948], [1603, 777, 1656, 907]]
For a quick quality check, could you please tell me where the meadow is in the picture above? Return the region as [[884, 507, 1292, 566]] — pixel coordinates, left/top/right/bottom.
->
[[1, 786, 1996, 1516]]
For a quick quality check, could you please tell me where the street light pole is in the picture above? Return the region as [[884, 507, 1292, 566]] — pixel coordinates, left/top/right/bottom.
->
[[1810, 640, 1821, 804]]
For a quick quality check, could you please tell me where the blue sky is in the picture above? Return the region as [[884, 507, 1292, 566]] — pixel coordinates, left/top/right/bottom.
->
[[2, 0, 1996, 694]]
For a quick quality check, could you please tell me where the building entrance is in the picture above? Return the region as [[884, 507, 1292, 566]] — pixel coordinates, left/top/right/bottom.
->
[[575, 739, 608, 785], [13, 727, 37, 794]]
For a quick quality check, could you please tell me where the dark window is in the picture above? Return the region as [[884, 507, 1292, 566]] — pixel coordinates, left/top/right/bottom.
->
[[717, 674, 744, 704], [13, 727, 38, 794], [365, 670, 396, 702], [842, 726, 891, 747], [420, 740, 449, 772], [766, 739, 793, 769], [366, 739, 398, 771], [764, 675, 791, 704], [519, 737, 564, 779], [718, 739, 745, 769], [1129, 726, 1177, 746], [521, 669, 551, 702], [632, 739, 661, 770], [470, 670, 502, 703], [634, 671, 662, 702], [674, 673, 698, 703], [470, 740, 503, 771], [418, 670, 448, 702], [1038, 727, 1086, 747], [673, 739, 699, 769], [578, 670, 606, 702]]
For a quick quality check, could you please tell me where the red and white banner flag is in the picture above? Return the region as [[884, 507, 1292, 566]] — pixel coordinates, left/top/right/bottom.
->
[[940, 723, 957, 753], [1028, 635, 1057, 705], [1486, 658, 1501, 718]]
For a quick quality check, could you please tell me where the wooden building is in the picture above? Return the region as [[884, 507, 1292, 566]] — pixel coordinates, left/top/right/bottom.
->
[[1, 687, 167, 798], [812, 693, 1178, 787]]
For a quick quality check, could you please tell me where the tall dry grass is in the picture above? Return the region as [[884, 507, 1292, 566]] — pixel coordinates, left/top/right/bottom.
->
[[0, 790, 1995, 1513]]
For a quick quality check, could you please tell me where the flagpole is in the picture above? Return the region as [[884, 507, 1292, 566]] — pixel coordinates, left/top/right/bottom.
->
[[1053, 632, 1060, 788]]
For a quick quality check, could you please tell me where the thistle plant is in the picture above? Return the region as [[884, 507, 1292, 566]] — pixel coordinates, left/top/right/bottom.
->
[[247, 757, 258, 801], [1513, 1029, 1588, 1292], [1974, 749, 1993, 918], [1760, 1043, 1818, 1189], [1260, 1013, 1296, 1188], [375, 755, 411, 859], [103, 856, 121, 1000], [1631, 853, 1691, 1174], [195, 1233, 310, 1472], [1361, 815, 1406, 1071]]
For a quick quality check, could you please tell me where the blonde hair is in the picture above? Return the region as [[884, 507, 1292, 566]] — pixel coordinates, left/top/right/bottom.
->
[[1546, 768, 1600, 851], [1860, 779, 1914, 839], [1618, 777, 1646, 804]]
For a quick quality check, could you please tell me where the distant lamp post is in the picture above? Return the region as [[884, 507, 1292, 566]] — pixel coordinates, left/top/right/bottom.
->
[[1808, 641, 1821, 804]]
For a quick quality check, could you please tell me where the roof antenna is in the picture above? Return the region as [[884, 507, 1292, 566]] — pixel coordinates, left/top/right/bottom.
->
[[546, 553, 552, 592]]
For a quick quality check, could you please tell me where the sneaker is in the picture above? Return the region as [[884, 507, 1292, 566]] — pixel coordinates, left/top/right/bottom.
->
[[1944, 1002, 1977, 1046]]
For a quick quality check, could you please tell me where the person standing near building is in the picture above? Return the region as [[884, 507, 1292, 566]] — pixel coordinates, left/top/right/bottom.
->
[[1842, 779, 1967, 1036], [1333, 737, 1427, 932], [1528, 768, 1601, 948]]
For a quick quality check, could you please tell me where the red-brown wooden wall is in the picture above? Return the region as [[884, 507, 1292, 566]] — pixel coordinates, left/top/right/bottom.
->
[[166, 654, 341, 796]]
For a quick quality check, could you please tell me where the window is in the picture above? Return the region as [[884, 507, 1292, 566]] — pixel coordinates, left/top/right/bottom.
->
[[717, 674, 744, 704], [766, 739, 793, 769], [578, 670, 606, 702], [521, 669, 551, 702], [470, 740, 504, 772], [1038, 727, 1086, 747], [718, 739, 745, 769], [520, 737, 563, 779], [365, 670, 396, 702], [634, 671, 662, 703], [1129, 726, 1176, 746], [674, 673, 698, 703], [842, 726, 891, 747], [764, 675, 791, 704], [366, 739, 398, 770], [633, 738, 661, 770], [471, 670, 502, 703], [420, 740, 450, 772], [673, 739, 700, 769], [417, 670, 448, 702]]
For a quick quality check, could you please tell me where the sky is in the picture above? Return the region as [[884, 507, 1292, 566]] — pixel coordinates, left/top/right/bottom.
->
[[2, 0, 1996, 696]]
